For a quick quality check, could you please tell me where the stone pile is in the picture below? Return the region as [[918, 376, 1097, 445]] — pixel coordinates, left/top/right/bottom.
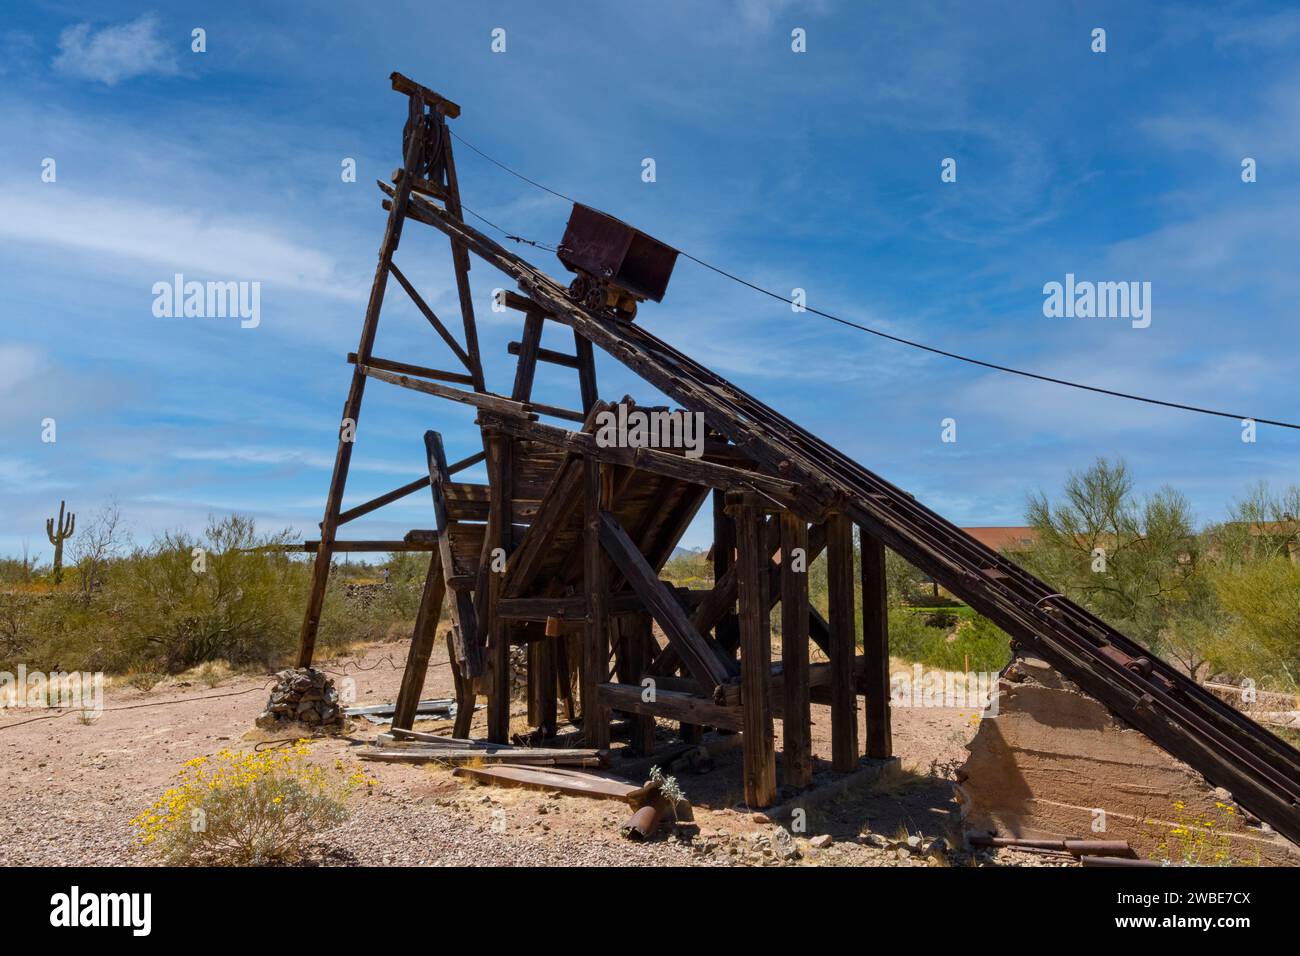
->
[[255, 667, 345, 731]]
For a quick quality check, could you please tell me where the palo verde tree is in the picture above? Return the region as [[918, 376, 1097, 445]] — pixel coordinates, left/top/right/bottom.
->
[[1017, 458, 1218, 677]]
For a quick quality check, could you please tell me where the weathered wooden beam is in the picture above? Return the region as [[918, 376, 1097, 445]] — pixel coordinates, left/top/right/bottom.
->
[[485, 431, 513, 742], [386, 260, 474, 371], [334, 451, 486, 526], [510, 311, 545, 402], [598, 683, 743, 732], [347, 352, 475, 387], [731, 493, 777, 808], [508, 340, 580, 369], [779, 512, 813, 788], [574, 330, 599, 413], [390, 71, 461, 117], [360, 365, 528, 417], [296, 95, 426, 668], [826, 514, 859, 772], [598, 511, 733, 697], [299, 539, 432, 553], [583, 455, 612, 748], [426, 431, 484, 678], [859, 528, 893, 759]]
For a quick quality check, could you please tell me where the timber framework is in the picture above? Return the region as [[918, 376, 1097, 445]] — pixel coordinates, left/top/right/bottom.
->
[[293, 73, 1300, 834]]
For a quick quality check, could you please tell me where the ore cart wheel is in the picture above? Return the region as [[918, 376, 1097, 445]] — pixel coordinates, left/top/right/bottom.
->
[[584, 286, 607, 311], [568, 275, 589, 301]]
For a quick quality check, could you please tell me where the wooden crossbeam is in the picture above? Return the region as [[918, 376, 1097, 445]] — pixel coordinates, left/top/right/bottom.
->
[[598, 511, 733, 698], [508, 340, 580, 369], [348, 352, 475, 387], [387, 260, 474, 371]]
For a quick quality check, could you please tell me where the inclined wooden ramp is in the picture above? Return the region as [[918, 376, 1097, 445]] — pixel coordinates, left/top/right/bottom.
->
[[404, 188, 1300, 846]]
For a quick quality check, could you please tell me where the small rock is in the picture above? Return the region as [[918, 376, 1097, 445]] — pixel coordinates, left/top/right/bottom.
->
[[809, 834, 833, 849], [862, 833, 890, 848]]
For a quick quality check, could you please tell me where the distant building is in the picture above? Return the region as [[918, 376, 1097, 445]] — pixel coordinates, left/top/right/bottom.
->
[[962, 527, 1040, 552]]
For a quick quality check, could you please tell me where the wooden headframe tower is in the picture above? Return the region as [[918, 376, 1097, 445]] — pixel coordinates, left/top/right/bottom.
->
[[292, 74, 1300, 831]]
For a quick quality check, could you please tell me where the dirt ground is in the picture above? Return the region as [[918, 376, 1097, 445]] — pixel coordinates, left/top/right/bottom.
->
[[0, 638, 1045, 868]]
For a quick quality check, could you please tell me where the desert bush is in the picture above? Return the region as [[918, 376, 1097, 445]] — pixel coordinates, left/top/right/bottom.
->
[[888, 610, 1011, 673], [130, 742, 371, 865]]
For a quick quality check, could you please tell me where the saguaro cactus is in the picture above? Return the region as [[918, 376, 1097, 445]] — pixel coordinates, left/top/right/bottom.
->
[[46, 500, 75, 584]]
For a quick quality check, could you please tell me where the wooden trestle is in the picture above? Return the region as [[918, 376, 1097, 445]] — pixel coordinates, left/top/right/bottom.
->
[[293, 73, 892, 807], [293, 75, 1300, 843]]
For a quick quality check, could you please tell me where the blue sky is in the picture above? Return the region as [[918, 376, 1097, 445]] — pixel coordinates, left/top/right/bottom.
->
[[1, 1, 1298, 559]]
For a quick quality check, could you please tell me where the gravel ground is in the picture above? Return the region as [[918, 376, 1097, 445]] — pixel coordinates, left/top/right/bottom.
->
[[0, 639, 1021, 868]]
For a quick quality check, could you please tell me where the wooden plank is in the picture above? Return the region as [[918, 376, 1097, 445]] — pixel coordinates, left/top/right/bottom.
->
[[452, 764, 659, 803], [362, 748, 604, 767], [598, 511, 733, 696], [583, 455, 612, 748], [598, 682, 743, 731], [732, 495, 777, 808], [391, 549, 447, 730], [439, 116, 487, 391], [779, 512, 813, 788], [826, 514, 859, 772], [860, 529, 893, 759]]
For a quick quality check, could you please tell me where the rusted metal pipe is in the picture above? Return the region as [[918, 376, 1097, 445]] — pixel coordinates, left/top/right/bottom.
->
[[620, 801, 666, 841]]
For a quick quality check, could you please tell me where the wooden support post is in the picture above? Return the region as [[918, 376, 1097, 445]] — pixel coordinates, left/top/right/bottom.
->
[[295, 92, 425, 667], [511, 311, 545, 402], [859, 528, 893, 759], [731, 494, 777, 808], [573, 330, 599, 413], [582, 455, 611, 748], [529, 634, 557, 738], [449, 630, 475, 740], [779, 512, 813, 788], [712, 488, 740, 654], [619, 613, 657, 754], [392, 550, 447, 730], [825, 514, 859, 772], [485, 432, 513, 743]]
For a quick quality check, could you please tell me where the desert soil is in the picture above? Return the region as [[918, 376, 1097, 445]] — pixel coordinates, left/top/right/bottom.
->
[[0, 639, 1046, 868]]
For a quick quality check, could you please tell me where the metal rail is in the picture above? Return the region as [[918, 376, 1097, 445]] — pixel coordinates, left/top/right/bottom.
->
[[402, 188, 1300, 846]]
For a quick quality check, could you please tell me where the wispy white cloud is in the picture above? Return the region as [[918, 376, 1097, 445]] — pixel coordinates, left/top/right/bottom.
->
[[171, 445, 415, 475], [53, 15, 179, 87], [0, 187, 360, 300]]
